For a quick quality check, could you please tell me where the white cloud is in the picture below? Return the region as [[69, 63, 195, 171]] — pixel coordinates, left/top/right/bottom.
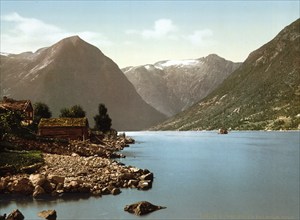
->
[[185, 29, 214, 46], [0, 12, 112, 53], [142, 19, 177, 39], [126, 18, 178, 40]]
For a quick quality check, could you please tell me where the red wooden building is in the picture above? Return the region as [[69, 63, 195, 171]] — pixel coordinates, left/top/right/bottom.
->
[[38, 117, 89, 140]]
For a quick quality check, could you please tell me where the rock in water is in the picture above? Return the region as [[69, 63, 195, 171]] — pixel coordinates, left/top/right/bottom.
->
[[38, 210, 57, 220], [124, 201, 166, 216], [6, 209, 24, 220], [0, 214, 6, 220]]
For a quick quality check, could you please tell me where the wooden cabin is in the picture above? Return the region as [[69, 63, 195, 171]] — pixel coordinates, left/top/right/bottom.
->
[[38, 117, 89, 140], [0, 96, 33, 125]]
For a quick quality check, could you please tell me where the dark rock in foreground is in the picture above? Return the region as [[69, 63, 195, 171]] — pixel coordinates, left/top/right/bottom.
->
[[5, 209, 24, 220], [124, 201, 166, 216]]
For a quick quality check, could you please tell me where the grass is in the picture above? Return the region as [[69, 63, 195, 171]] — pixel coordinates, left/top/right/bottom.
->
[[0, 150, 44, 172]]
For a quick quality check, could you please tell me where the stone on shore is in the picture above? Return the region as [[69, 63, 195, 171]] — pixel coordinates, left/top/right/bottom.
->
[[33, 185, 45, 198], [137, 180, 152, 190], [124, 201, 166, 216], [6, 209, 24, 220], [29, 174, 46, 186], [111, 187, 121, 195], [9, 178, 34, 195], [38, 210, 57, 220], [48, 175, 65, 185], [140, 172, 154, 181], [128, 179, 139, 188]]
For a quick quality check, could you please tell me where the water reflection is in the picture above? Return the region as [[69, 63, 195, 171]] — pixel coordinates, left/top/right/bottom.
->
[[1, 193, 91, 209]]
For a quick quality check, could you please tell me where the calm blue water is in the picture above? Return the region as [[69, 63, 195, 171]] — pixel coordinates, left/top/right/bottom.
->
[[1, 131, 299, 219]]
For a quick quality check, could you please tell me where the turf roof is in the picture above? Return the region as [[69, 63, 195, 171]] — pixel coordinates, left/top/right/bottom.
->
[[39, 117, 88, 127]]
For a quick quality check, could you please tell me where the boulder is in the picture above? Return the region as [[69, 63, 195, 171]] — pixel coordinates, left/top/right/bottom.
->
[[11, 178, 34, 195], [111, 188, 121, 195], [119, 173, 135, 181], [137, 180, 152, 190], [48, 175, 65, 185], [41, 179, 54, 194], [101, 187, 111, 195], [6, 209, 24, 220], [128, 179, 139, 188], [56, 183, 64, 190], [0, 214, 6, 220], [142, 169, 151, 174], [38, 210, 57, 220], [92, 190, 102, 197], [29, 174, 46, 186], [33, 185, 45, 198], [129, 167, 142, 173], [69, 180, 79, 188], [124, 201, 166, 216], [140, 172, 154, 181]]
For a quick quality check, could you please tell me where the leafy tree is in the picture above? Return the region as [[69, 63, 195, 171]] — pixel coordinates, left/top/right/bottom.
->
[[70, 105, 86, 118], [33, 102, 52, 125], [59, 108, 70, 118], [59, 105, 86, 118], [0, 111, 24, 141], [94, 104, 112, 132]]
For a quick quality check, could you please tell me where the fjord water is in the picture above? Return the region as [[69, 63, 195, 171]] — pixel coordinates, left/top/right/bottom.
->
[[1, 131, 299, 219]]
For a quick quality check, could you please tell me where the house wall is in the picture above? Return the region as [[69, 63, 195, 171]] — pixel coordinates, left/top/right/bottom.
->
[[23, 103, 33, 124], [38, 126, 89, 140]]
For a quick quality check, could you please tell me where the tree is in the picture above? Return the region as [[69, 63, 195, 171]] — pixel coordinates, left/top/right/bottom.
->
[[59, 108, 70, 118], [0, 111, 24, 141], [94, 104, 112, 132], [59, 105, 86, 118], [33, 102, 52, 125]]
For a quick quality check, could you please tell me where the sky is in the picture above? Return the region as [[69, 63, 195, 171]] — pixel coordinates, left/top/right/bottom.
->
[[0, 1, 299, 68]]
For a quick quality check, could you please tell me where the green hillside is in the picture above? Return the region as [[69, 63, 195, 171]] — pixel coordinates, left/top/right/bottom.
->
[[153, 19, 300, 131]]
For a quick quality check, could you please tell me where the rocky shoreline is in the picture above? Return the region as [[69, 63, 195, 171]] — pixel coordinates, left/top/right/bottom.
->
[[0, 134, 154, 198]]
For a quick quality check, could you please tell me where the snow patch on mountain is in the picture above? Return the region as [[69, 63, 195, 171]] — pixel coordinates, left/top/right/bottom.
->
[[157, 59, 199, 67], [145, 65, 152, 70]]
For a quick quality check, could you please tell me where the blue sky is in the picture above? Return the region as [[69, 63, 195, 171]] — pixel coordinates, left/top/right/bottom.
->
[[0, 1, 299, 67]]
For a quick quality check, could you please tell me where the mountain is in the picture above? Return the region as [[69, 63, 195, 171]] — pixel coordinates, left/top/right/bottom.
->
[[123, 54, 241, 117], [0, 36, 166, 130], [153, 19, 300, 130]]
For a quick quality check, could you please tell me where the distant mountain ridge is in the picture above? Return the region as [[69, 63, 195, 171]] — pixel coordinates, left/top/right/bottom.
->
[[153, 18, 300, 130], [0, 36, 166, 130], [123, 54, 241, 116]]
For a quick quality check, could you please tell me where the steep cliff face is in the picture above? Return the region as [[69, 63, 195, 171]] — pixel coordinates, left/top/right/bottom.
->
[[123, 54, 240, 116], [0, 36, 166, 130], [153, 19, 300, 130]]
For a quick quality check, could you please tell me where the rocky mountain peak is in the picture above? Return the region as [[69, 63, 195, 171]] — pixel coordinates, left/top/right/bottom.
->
[[47, 35, 104, 62], [55, 35, 87, 47], [124, 54, 240, 116]]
